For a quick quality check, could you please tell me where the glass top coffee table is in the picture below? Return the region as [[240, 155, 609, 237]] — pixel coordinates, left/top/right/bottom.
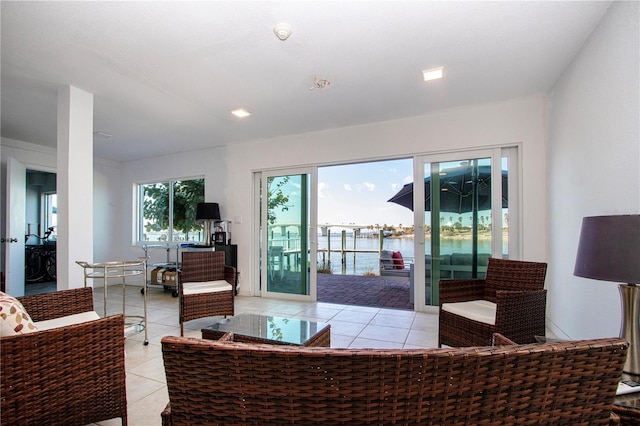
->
[[202, 313, 331, 347]]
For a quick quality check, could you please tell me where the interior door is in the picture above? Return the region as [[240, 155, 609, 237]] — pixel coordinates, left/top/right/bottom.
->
[[5, 157, 26, 296], [260, 168, 317, 301]]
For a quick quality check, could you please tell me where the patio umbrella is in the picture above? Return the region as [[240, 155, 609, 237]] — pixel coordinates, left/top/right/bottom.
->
[[387, 165, 508, 213], [387, 163, 508, 278]]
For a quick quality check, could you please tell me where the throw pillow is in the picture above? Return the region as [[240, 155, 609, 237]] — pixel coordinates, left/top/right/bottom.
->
[[0, 291, 37, 335], [392, 251, 405, 269]]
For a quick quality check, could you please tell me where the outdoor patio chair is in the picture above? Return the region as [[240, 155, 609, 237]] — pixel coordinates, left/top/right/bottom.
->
[[438, 257, 547, 347], [178, 250, 235, 336], [379, 250, 412, 287], [0, 287, 127, 425]]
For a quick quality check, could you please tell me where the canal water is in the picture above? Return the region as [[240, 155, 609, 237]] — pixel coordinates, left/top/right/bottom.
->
[[314, 234, 494, 275]]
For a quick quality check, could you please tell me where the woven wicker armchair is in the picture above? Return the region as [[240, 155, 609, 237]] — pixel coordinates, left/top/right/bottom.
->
[[0, 287, 127, 426], [439, 257, 548, 347], [160, 333, 627, 425], [179, 250, 235, 336]]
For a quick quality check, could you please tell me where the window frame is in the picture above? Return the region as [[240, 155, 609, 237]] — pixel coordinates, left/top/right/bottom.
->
[[134, 176, 205, 245]]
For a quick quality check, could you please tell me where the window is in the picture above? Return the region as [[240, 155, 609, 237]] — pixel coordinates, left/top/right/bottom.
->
[[44, 192, 57, 241], [136, 178, 205, 243]]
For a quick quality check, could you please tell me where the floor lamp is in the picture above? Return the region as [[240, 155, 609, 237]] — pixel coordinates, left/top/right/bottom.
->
[[195, 202, 221, 247], [574, 214, 640, 375]]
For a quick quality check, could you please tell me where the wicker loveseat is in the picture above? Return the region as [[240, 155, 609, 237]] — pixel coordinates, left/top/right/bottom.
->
[[161, 333, 628, 425], [0, 287, 127, 426]]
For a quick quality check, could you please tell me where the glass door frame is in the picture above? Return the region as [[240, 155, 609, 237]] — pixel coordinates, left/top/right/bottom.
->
[[256, 166, 318, 302], [412, 147, 518, 311]]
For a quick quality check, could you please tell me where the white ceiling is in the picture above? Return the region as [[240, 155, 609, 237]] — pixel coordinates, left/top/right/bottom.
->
[[1, 1, 611, 162]]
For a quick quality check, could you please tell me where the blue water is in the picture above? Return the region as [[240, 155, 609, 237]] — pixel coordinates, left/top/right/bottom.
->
[[273, 234, 496, 275], [320, 236, 494, 275]]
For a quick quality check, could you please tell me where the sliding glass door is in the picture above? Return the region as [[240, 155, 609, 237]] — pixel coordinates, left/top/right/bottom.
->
[[259, 168, 317, 301], [414, 148, 516, 308]]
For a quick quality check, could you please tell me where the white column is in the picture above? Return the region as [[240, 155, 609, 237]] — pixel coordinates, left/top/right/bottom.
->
[[57, 86, 93, 289]]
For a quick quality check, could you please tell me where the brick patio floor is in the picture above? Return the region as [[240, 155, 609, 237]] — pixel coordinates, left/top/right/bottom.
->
[[317, 273, 413, 310]]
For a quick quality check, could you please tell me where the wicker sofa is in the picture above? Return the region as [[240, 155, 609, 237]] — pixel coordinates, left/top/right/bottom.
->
[[0, 287, 127, 426], [161, 333, 627, 425]]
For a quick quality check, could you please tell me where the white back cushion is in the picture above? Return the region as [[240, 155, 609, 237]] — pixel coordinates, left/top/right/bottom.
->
[[34, 311, 101, 331]]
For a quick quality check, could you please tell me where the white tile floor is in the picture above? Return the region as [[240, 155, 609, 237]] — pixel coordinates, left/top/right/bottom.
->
[[94, 284, 441, 425]]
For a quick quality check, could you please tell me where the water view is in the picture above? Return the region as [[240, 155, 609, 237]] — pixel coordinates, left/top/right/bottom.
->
[[316, 234, 494, 275]]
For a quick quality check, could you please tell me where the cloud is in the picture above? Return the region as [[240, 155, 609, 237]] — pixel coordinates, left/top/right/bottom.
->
[[403, 175, 413, 184], [363, 182, 375, 191], [344, 183, 352, 191], [318, 181, 328, 198]]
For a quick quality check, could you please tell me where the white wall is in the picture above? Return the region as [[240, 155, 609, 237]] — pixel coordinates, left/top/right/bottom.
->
[[118, 95, 548, 298], [222, 95, 549, 295], [547, 0, 640, 339], [93, 159, 125, 262], [118, 147, 228, 266]]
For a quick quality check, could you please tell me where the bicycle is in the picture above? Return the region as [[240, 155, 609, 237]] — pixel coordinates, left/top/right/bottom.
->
[[25, 227, 56, 283]]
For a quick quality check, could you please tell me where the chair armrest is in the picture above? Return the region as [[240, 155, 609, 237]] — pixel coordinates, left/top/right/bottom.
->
[[224, 265, 236, 285], [161, 402, 173, 426], [492, 333, 517, 346], [439, 279, 486, 304], [0, 314, 126, 425], [495, 289, 547, 343], [379, 259, 394, 271], [17, 287, 94, 322]]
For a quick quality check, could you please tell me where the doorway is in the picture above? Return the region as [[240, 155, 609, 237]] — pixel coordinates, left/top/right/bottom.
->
[[24, 170, 57, 294], [253, 149, 518, 311]]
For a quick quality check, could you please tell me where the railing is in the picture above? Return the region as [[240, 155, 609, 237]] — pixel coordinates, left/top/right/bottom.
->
[[269, 228, 388, 274]]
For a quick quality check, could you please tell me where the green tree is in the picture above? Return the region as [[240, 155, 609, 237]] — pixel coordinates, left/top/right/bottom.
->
[[267, 176, 291, 225], [143, 179, 204, 239]]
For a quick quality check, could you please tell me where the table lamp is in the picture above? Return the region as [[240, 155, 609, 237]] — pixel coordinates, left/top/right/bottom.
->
[[574, 214, 640, 375], [195, 202, 221, 247]]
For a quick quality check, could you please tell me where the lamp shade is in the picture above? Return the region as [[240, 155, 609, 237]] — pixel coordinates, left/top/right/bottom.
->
[[574, 215, 640, 284], [195, 202, 221, 221]]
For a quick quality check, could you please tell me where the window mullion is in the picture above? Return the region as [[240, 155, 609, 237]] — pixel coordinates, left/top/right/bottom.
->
[[168, 180, 175, 242]]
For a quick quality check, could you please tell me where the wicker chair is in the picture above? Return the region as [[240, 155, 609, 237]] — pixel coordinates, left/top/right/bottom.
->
[[179, 250, 235, 336], [160, 333, 627, 425], [439, 257, 547, 347], [0, 287, 127, 426]]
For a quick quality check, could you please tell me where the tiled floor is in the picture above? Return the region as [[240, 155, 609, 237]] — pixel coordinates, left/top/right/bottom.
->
[[95, 284, 440, 425]]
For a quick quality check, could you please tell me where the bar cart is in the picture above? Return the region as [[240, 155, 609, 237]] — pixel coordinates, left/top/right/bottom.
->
[[76, 258, 149, 345]]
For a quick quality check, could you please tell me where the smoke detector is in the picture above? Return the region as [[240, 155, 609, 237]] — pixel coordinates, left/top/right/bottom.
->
[[273, 23, 292, 41]]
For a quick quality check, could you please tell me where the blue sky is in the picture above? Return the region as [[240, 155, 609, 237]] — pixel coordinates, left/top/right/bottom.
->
[[318, 158, 415, 228]]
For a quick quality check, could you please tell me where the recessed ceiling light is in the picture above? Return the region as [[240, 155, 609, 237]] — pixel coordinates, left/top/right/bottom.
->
[[231, 108, 252, 118], [422, 67, 444, 82]]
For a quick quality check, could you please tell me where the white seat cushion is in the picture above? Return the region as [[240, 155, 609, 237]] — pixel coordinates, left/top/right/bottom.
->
[[34, 311, 101, 331], [441, 300, 496, 325], [183, 280, 232, 295]]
